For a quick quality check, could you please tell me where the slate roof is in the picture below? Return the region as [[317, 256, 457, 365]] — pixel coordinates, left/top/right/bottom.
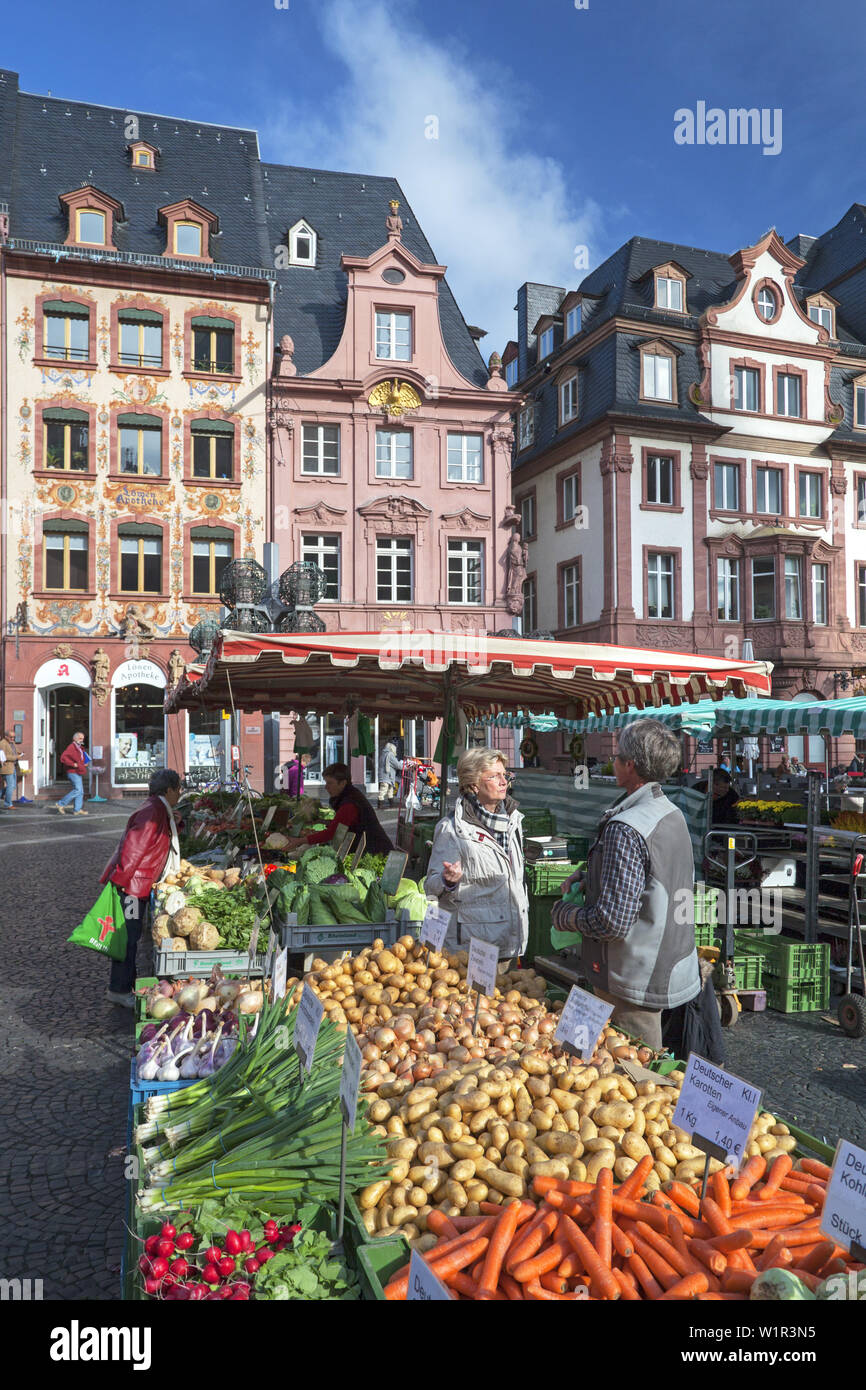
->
[[0, 70, 270, 270], [262, 164, 487, 385]]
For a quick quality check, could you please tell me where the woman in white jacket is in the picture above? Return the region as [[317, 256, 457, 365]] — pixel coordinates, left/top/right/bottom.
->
[[426, 748, 528, 960]]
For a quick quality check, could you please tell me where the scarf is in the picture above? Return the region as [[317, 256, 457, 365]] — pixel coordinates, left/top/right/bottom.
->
[[464, 792, 511, 850]]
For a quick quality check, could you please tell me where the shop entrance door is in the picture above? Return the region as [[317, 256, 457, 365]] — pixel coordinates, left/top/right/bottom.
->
[[47, 687, 90, 782]]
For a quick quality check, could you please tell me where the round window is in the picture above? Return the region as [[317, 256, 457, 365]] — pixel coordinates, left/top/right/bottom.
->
[[756, 286, 778, 321]]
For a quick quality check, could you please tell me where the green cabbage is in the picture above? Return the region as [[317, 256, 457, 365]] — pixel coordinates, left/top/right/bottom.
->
[[750, 1269, 816, 1301]]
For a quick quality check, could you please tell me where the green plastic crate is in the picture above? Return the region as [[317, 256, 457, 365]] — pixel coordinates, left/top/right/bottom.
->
[[734, 933, 830, 982], [522, 809, 557, 837], [525, 861, 581, 895], [694, 923, 717, 948], [356, 1236, 412, 1301], [765, 974, 831, 1014], [714, 954, 763, 992], [526, 893, 562, 964], [694, 883, 720, 925]]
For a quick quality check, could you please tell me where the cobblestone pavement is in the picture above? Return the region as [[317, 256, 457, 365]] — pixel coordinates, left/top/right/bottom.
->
[[0, 800, 862, 1300]]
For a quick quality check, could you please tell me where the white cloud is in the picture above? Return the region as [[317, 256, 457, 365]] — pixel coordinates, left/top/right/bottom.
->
[[259, 0, 603, 357]]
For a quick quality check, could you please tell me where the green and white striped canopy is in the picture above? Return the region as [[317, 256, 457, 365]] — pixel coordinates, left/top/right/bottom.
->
[[569, 695, 866, 739]]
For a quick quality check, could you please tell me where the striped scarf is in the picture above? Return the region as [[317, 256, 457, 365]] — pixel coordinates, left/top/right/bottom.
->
[[465, 793, 511, 850]]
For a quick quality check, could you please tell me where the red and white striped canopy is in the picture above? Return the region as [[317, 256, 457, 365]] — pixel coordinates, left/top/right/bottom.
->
[[165, 630, 772, 720]]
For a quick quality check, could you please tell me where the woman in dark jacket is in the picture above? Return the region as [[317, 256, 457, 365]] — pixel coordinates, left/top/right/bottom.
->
[[283, 763, 392, 856], [101, 768, 183, 1007]]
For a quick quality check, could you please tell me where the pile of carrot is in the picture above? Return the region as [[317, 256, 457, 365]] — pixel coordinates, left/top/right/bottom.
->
[[382, 1153, 862, 1300]]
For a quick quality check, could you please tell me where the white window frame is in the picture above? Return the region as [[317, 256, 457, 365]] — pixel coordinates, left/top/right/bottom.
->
[[656, 276, 683, 311], [565, 304, 581, 339], [714, 461, 740, 512], [447, 538, 484, 605], [756, 465, 783, 516], [562, 563, 580, 628], [505, 358, 518, 387], [375, 428, 413, 479], [446, 433, 483, 484], [538, 327, 554, 360], [858, 476, 866, 525], [562, 472, 579, 522], [375, 310, 412, 361], [716, 557, 740, 622], [734, 366, 760, 412], [560, 375, 579, 424], [642, 352, 673, 401], [856, 384, 866, 429], [522, 575, 537, 632], [519, 494, 536, 539], [646, 453, 674, 506], [809, 303, 833, 333], [647, 551, 675, 620], [752, 556, 776, 621], [757, 286, 777, 320], [301, 533, 340, 601], [301, 423, 340, 476], [777, 373, 802, 418], [376, 536, 413, 603], [799, 471, 822, 519], [811, 563, 828, 626], [859, 566, 866, 628], [288, 219, 316, 267], [784, 555, 803, 620], [518, 406, 534, 451]]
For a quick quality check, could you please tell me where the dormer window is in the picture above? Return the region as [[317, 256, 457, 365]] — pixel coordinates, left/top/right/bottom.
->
[[565, 303, 581, 338], [59, 185, 122, 251], [650, 263, 688, 314], [638, 340, 678, 403], [128, 141, 157, 171], [158, 199, 217, 262], [505, 358, 518, 387], [538, 327, 554, 360], [288, 220, 317, 267], [807, 294, 836, 337]]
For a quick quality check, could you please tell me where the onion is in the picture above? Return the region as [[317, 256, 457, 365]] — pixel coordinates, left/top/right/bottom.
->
[[384, 1048, 402, 1069], [139, 1024, 159, 1043], [523, 1026, 539, 1046], [176, 984, 205, 1014], [392, 1015, 415, 1041], [236, 991, 263, 1015], [537, 1016, 556, 1035], [395, 1057, 415, 1076], [450, 1045, 470, 1063], [157, 981, 174, 997], [416, 1029, 437, 1050], [362, 1043, 381, 1063], [412, 1062, 433, 1079], [373, 1027, 396, 1049], [149, 997, 180, 1021], [215, 981, 241, 1004]]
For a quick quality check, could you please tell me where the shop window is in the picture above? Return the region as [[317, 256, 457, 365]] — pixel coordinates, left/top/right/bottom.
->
[[114, 684, 166, 786], [43, 522, 88, 591], [188, 709, 221, 774], [43, 409, 89, 471]]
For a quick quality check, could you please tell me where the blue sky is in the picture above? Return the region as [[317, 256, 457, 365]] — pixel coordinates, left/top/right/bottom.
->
[[4, 0, 866, 354]]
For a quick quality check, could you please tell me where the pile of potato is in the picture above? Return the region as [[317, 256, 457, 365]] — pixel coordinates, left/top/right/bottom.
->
[[355, 1054, 797, 1247]]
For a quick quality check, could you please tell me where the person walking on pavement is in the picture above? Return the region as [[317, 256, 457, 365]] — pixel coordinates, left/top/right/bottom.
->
[[0, 730, 20, 810], [100, 768, 183, 1007], [426, 749, 528, 960], [378, 738, 403, 808], [56, 731, 89, 815], [551, 719, 699, 1051]]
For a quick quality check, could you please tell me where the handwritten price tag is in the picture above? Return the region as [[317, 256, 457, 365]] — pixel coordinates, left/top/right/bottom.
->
[[673, 1054, 761, 1169], [466, 936, 499, 997], [820, 1139, 866, 1256], [261, 805, 277, 832], [295, 983, 325, 1074], [553, 986, 614, 1062], [407, 1249, 454, 1301], [420, 904, 450, 952], [340, 1027, 362, 1133], [271, 946, 288, 1001], [247, 920, 261, 960]]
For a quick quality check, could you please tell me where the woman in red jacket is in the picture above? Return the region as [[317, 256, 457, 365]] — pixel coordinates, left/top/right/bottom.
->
[[101, 768, 183, 1007]]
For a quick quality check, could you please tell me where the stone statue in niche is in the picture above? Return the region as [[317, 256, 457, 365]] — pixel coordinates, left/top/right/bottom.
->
[[504, 527, 529, 615], [168, 648, 186, 688], [277, 334, 297, 377], [91, 647, 110, 706], [386, 199, 403, 239]]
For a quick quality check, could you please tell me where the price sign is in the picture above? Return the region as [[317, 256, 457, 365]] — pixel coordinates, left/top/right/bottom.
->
[[420, 903, 450, 952], [261, 805, 277, 832], [673, 1054, 762, 1169], [350, 833, 367, 871], [340, 1027, 363, 1133], [553, 985, 614, 1062], [406, 1249, 454, 1301], [820, 1140, 866, 1258], [267, 926, 277, 960], [466, 936, 499, 998], [271, 946, 288, 1001], [227, 844, 239, 863], [332, 822, 351, 855], [380, 849, 409, 896], [295, 983, 325, 1074], [248, 920, 261, 961]]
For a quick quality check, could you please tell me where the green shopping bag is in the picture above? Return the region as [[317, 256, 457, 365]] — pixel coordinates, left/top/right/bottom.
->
[[67, 880, 129, 961], [550, 879, 585, 952]]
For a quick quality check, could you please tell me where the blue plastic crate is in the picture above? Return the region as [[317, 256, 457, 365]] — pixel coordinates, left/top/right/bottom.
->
[[127, 1059, 197, 1148]]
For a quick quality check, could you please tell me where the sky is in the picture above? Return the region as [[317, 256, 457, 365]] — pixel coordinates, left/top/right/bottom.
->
[[4, 0, 866, 356]]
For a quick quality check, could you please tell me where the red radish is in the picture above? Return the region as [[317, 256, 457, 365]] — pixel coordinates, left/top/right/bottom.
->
[[161, 1222, 177, 1240], [218, 1256, 236, 1278], [225, 1230, 242, 1255], [162, 1272, 177, 1290], [202, 1263, 220, 1285], [256, 1248, 276, 1264], [149, 1257, 169, 1280], [217, 1286, 235, 1300], [240, 1230, 253, 1252], [231, 1281, 252, 1296], [264, 1220, 278, 1237], [186, 1287, 206, 1300], [230, 1291, 249, 1299], [156, 1238, 175, 1259], [144, 1276, 162, 1296], [244, 1258, 260, 1275], [169, 1257, 189, 1279], [204, 1245, 222, 1265], [138, 1254, 153, 1275], [272, 1240, 286, 1252], [144, 1235, 160, 1256], [175, 1232, 195, 1251]]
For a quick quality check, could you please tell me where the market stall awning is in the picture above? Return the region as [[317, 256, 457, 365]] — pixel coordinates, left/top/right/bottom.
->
[[569, 695, 797, 738], [165, 630, 772, 720]]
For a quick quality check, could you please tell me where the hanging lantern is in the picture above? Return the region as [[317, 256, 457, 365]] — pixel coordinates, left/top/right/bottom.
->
[[219, 559, 269, 609], [278, 560, 328, 608]]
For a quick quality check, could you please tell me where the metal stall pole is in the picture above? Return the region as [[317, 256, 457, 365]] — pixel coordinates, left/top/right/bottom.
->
[[805, 769, 821, 945]]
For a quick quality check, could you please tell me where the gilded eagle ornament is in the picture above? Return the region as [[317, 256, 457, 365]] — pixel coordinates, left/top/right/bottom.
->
[[368, 378, 421, 418]]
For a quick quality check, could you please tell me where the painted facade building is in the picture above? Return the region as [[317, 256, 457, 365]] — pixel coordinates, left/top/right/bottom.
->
[[0, 72, 272, 794], [507, 220, 866, 768], [264, 173, 520, 784]]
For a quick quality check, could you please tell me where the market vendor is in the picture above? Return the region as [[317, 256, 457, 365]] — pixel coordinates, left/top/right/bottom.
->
[[282, 762, 393, 856], [694, 767, 740, 825], [550, 719, 699, 1050], [101, 768, 184, 1009]]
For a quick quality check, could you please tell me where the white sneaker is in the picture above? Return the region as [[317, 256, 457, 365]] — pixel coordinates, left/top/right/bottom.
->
[[107, 990, 135, 1009]]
